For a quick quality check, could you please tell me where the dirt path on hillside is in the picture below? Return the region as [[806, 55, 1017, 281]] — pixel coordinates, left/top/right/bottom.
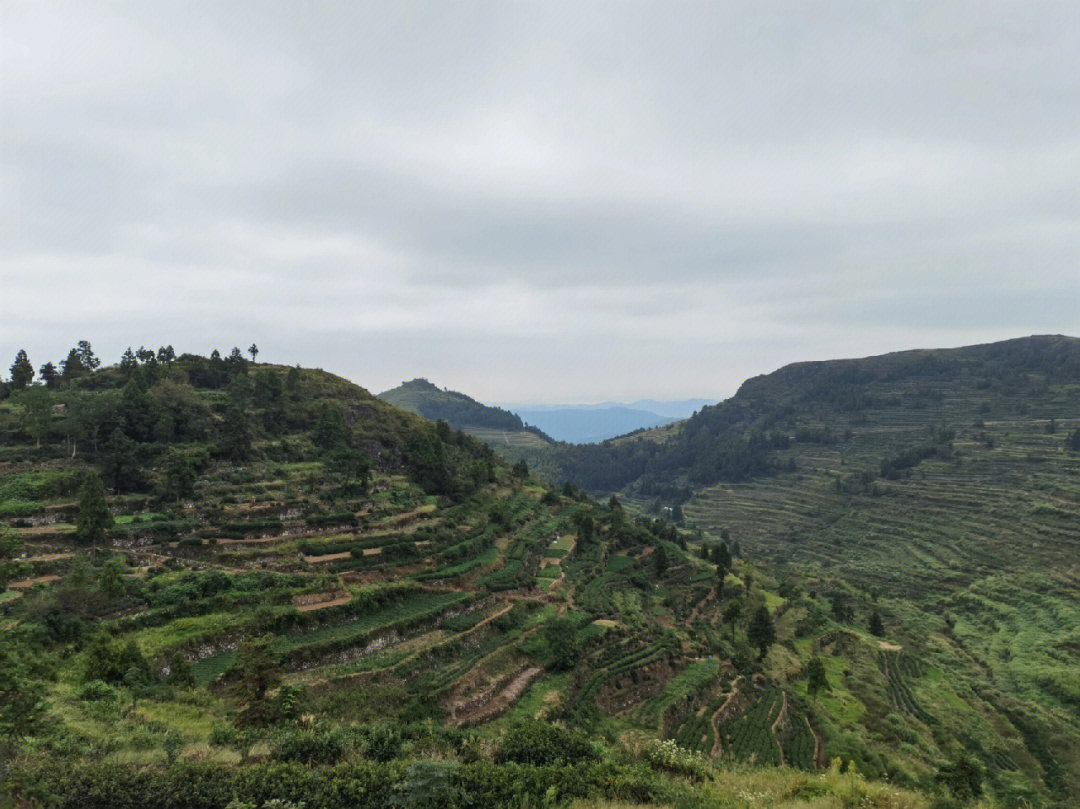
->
[[216, 535, 291, 545], [9, 574, 60, 590], [467, 601, 514, 632], [22, 553, 73, 563], [130, 550, 251, 576], [770, 690, 789, 765], [807, 715, 826, 769], [710, 678, 742, 760], [302, 551, 352, 563]]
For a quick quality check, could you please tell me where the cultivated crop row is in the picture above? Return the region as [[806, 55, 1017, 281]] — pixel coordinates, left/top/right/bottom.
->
[[719, 689, 783, 766], [879, 651, 934, 725]]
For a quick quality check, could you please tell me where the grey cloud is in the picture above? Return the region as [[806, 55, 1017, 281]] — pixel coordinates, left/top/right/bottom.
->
[[3, 1, 1080, 400]]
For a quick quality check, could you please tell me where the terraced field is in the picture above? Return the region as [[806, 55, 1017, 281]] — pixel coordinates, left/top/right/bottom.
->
[[551, 337, 1080, 805], [719, 689, 784, 766], [5, 339, 1080, 808]]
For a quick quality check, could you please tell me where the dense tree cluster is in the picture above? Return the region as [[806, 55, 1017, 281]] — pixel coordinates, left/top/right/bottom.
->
[[0, 344, 397, 505]]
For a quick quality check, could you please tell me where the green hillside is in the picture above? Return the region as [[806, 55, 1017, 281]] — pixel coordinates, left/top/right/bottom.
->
[[0, 341, 1067, 808], [378, 378, 552, 456], [551, 335, 1080, 805]]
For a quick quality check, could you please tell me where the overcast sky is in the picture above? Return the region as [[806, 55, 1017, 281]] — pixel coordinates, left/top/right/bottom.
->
[[4, 2, 1079, 402]]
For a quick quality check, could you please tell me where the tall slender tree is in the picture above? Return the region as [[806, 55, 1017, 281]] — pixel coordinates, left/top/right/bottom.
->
[[869, 610, 885, 637], [806, 656, 828, 699], [722, 599, 742, 640], [39, 362, 60, 388], [21, 386, 52, 449], [75, 340, 101, 370], [9, 350, 33, 389], [75, 472, 113, 546], [748, 606, 776, 659]]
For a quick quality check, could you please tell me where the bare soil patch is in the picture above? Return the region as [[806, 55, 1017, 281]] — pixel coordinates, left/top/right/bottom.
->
[[293, 590, 353, 611], [22, 553, 73, 563], [303, 552, 352, 564], [10, 575, 60, 590]]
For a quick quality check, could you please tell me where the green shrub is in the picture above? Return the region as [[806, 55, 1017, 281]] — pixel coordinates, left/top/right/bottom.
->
[[78, 680, 121, 703], [390, 761, 461, 809], [361, 724, 403, 762], [275, 726, 348, 766], [643, 738, 711, 781], [495, 719, 597, 767]]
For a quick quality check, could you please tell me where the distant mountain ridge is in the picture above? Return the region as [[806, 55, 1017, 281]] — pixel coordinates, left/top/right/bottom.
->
[[501, 399, 713, 444], [551, 333, 1080, 492], [377, 378, 552, 454], [507, 406, 679, 444]]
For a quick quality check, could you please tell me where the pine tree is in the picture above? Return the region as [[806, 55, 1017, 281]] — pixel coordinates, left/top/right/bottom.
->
[[120, 347, 138, 376], [60, 348, 87, 381], [716, 541, 732, 580], [39, 362, 59, 388], [75, 472, 113, 546], [231, 636, 281, 726], [722, 599, 742, 640], [806, 656, 828, 698], [21, 385, 52, 448], [748, 606, 776, 659], [76, 340, 101, 369], [869, 610, 885, 637], [9, 349, 33, 389]]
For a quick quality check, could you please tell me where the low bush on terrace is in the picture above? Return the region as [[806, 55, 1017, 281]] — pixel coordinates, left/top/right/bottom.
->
[[495, 719, 598, 767], [13, 758, 670, 809]]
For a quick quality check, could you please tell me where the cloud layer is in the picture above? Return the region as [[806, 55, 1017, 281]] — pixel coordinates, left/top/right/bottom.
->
[[4, 1, 1079, 400]]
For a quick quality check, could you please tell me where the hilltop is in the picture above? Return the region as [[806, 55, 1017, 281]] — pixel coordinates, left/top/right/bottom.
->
[[378, 378, 552, 455]]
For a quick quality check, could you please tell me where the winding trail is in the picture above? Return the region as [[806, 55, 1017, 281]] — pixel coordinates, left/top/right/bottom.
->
[[807, 715, 826, 769], [770, 690, 789, 765], [709, 677, 742, 760]]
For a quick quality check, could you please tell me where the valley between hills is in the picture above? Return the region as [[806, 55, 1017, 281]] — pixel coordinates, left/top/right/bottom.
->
[[2, 336, 1079, 808]]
